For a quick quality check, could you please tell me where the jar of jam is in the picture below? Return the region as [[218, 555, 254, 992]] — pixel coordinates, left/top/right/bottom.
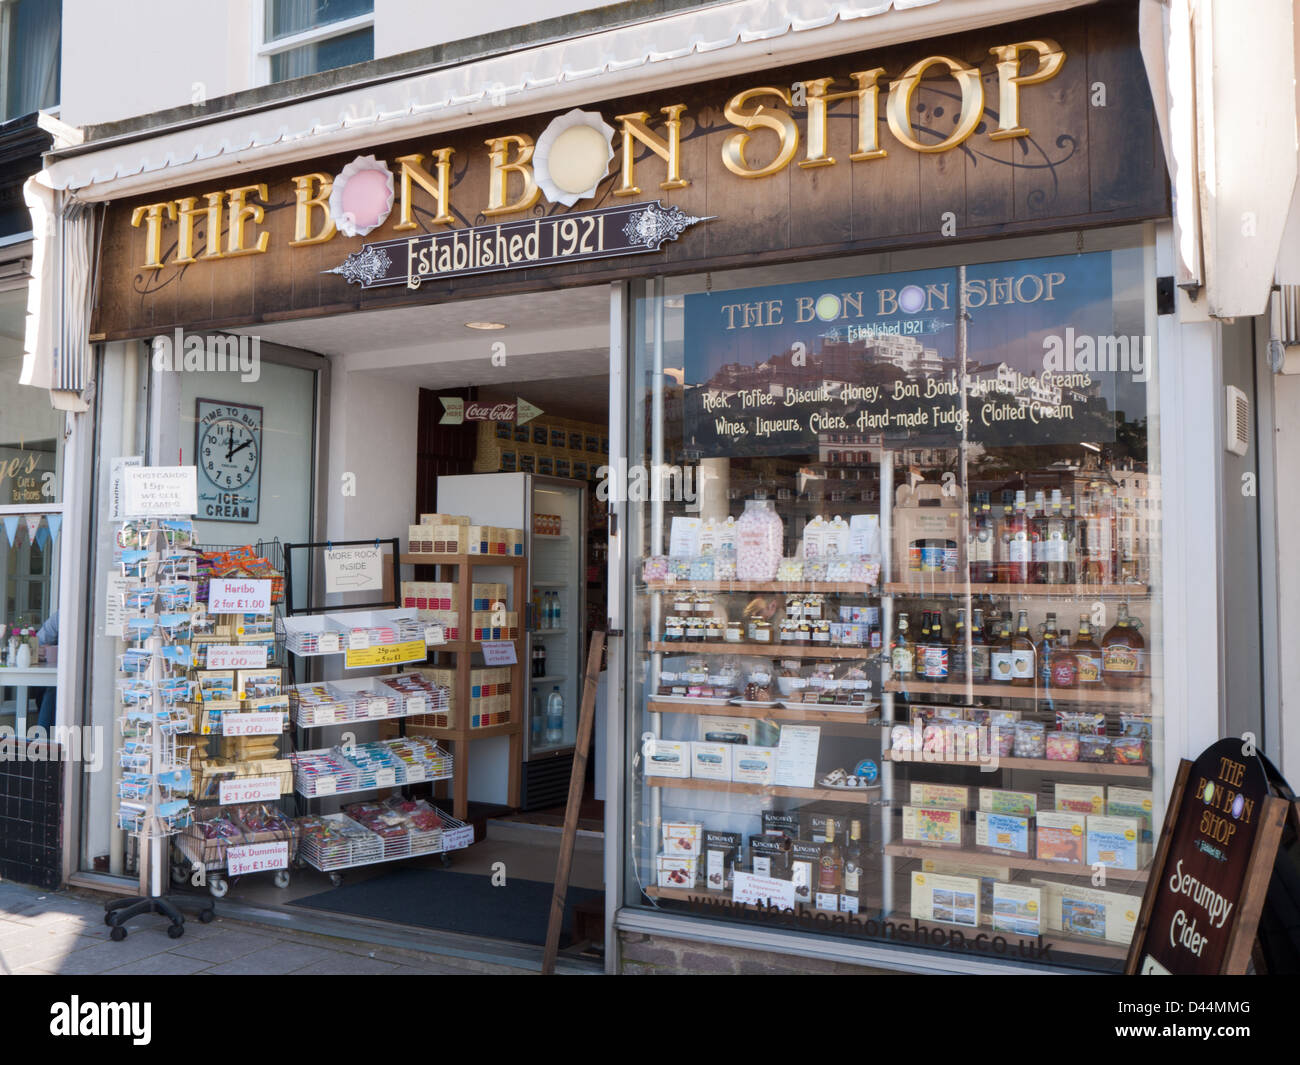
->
[[749, 619, 774, 644], [812, 620, 832, 646], [705, 617, 724, 642], [663, 615, 685, 642], [672, 591, 694, 617], [796, 620, 813, 646], [779, 618, 800, 645], [684, 613, 706, 642], [725, 621, 745, 643], [785, 596, 803, 620], [803, 595, 825, 622]]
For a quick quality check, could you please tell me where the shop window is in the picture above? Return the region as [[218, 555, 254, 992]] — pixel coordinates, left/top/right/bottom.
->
[[262, 0, 374, 83], [0, 0, 60, 121], [625, 233, 1162, 971]]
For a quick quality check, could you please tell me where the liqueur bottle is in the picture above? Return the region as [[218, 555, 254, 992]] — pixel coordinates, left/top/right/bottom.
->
[[1005, 490, 1032, 585], [1030, 490, 1048, 583], [915, 611, 931, 683], [969, 496, 996, 584], [948, 609, 968, 684], [890, 613, 914, 680], [1049, 629, 1078, 689], [1010, 609, 1036, 688], [969, 608, 991, 683], [1074, 613, 1105, 687], [1102, 602, 1147, 690], [1042, 490, 1070, 585], [842, 820, 863, 909], [819, 824, 844, 895]]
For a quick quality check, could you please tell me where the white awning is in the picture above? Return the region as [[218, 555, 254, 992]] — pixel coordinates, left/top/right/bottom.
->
[[39, 0, 1098, 201]]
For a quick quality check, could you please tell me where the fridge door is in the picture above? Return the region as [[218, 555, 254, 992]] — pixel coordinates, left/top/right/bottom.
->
[[528, 477, 585, 761]]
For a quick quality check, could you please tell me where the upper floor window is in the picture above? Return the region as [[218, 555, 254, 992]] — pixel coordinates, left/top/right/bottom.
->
[[1, 0, 60, 121], [261, 0, 374, 84]]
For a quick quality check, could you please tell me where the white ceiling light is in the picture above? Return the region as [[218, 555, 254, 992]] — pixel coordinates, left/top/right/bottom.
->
[[465, 321, 507, 330]]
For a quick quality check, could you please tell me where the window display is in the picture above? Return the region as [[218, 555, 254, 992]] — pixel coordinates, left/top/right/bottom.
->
[[626, 235, 1162, 971]]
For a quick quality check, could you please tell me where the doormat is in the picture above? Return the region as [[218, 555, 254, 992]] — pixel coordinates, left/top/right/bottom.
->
[[289, 866, 602, 947]]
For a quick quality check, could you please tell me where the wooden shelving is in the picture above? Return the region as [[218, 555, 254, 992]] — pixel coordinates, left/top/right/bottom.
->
[[649, 641, 874, 659], [883, 842, 1150, 883], [883, 678, 1149, 706], [400, 552, 526, 567], [882, 748, 1150, 777], [646, 698, 879, 726], [646, 775, 880, 805], [885, 582, 1148, 599]]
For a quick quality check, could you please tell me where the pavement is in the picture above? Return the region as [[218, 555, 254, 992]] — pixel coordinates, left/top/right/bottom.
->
[[0, 878, 529, 975]]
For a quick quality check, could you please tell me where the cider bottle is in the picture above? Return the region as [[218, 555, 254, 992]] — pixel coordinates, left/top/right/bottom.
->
[[1074, 613, 1105, 687], [1102, 602, 1146, 690]]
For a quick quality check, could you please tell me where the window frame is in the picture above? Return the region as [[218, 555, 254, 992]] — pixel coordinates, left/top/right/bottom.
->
[[254, 0, 375, 86]]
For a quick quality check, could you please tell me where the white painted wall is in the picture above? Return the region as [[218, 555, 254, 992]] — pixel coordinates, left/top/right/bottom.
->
[[60, 0, 629, 129], [1270, 370, 1300, 786]]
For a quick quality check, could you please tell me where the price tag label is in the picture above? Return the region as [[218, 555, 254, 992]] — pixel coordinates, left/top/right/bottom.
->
[[219, 776, 280, 805], [315, 707, 338, 726], [209, 579, 271, 613], [375, 768, 396, 788], [425, 624, 446, 646], [344, 639, 427, 670], [227, 840, 289, 876], [405, 696, 426, 716], [222, 711, 283, 736], [206, 644, 269, 670], [406, 766, 427, 783], [314, 775, 338, 796], [443, 825, 474, 850], [317, 632, 341, 654], [349, 629, 371, 650], [481, 640, 517, 665], [367, 698, 388, 718]]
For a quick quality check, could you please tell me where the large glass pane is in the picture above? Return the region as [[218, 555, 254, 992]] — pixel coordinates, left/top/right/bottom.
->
[[625, 233, 1163, 971], [265, 0, 373, 42], [4, 0, 60, 120], [270, 27, 373, 82]]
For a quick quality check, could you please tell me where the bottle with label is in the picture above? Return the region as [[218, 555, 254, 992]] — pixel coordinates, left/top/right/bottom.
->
[[842, 820, 862, 909], [1042, 490, 1070, 585], [1037, 613, 1059, 690], [1006, 490, 1032, 585], [531, 687, 544, 744], [531, 588, 541, 628], [995, 501, 1014, 583], [890, 613, 914, 679], [1064, 500, 1080, 584], [969, 607, 991, 683], [924, 611, 949, 684], [545, 686, 564, 744], [990, 619, 1015, 684], [1084, 483, 1117, 585], [1074, 613, 1104, 686], [1049, 629, 1078, 689], [915, 611, 931, 683], [1102, 602, 1147, 689], [949, 609, 968, 683], [1030, 490, 1047, 583], [818, 823, 843, 895], [1010, 609, 1036, 687], [533, 641, 547, 678], [551, 591, 562, 629], [968, 497, 996, 584]]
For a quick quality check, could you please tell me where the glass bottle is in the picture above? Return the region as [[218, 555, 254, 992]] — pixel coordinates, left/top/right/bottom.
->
[[949, 609, 968, 684], [818, 823, 844, 895], [1074, 613, 1104, 686], [969, 607, 991, 683], [1030, 490, 1047, 583], [1049, 629, 1078, 689], [990, 619, 1015, 684], [915, 611, 931, 683], [1037, 612, 1059, 690], [1064, 499, 1080, 585], [1102, 602, 1147, 690], [995, 500, 1014, 584], [1010, 609, 1036, 687], [1005, 490, 1031, 585], [969, 497, 996, 584], [736, 498, 784, 581], [924, 611, 949, 685], [891, 613, 914, 679], [1043, 490, 1070, 585], [842, 820, 862, 907]]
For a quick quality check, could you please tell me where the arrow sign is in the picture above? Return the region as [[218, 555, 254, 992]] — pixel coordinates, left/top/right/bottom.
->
[[516, 398, 543, 425], [324, 545, 384, 595], [440, 396, 464, 425]]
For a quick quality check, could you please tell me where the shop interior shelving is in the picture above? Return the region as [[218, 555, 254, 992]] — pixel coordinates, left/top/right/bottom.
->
[[400, 551, 526, 820]]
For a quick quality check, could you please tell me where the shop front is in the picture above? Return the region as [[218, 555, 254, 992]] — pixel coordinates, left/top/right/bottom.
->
[[24, 0, 1262, 972]]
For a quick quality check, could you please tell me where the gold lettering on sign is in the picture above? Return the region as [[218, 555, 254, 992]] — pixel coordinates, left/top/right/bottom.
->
[[129, 201, 178, 270], [483, 135, 541, 217], [174, 192, 225, 263], [722, 88, 799, 179], [393, 149, 455, 230], [799, 71, 888, 168], [225, 184, 270, 256], [290, 173, 336, 246], [886, 56, 983, 153], [614, 105, 689, 196], [988, 39, 1065, 140]]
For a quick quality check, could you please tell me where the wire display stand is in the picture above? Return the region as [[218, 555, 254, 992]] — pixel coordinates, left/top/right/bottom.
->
[[106, 514, 214, 940]]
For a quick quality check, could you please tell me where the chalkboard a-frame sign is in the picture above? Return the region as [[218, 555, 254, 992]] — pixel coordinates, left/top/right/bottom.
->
[[1126, 738, 1292, 974]]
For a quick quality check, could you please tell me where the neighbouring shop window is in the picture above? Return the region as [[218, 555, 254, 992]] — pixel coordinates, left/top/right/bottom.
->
[[0, 285, 62, 729], [626, 233, 1163, 972], [263, 0, 374, 83], [0, 0, 60, 121]]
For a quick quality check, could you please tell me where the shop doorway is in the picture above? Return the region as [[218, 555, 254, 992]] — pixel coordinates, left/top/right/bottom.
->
[[188, 285, 615, 960]]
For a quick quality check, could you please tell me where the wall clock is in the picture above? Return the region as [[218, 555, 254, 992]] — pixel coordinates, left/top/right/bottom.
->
[[195, 398, 263, 523]]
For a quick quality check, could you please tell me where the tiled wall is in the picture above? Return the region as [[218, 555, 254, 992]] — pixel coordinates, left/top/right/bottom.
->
[[0, 746, 63, 889]]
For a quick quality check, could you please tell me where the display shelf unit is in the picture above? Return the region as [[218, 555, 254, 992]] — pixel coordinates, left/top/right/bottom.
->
[[297, 809, 475, 876], [649, 641, 874, 659], [882, 749, 1151, 778], [881, 841, 1150, 883], [400, 551, 526, 820], [883, 911, 1130, 961], [884, 583, 1149, 599], [646, 775, 882, 805], [883, 679, 1149, 706], [645, 580, 880, 595], [646, 699, 879, 725]]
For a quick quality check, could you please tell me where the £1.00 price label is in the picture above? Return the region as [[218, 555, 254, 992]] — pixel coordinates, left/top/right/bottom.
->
[[227, 841, 289, 876], [205, 644, 269, 670], [222, 711, 283, 737], [219, 776, 281, 805]]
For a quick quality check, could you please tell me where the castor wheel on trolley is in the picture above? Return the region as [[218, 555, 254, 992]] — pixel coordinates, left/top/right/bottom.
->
[[208, 877, 229, 898], [198, 908, 215, 924], [110, 925, 127, 942], [167, 922, 185, 939], [329, 872, 343, 887], [273, 870, 291, 889]]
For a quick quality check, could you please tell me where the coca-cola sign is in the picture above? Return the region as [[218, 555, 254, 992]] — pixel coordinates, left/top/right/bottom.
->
[[439, 396, 543, 426], [466, 402, 516, 421]]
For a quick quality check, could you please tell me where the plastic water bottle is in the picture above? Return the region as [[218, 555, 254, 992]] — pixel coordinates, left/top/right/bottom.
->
[[531, 687, 543, 744], [551, 592, 562, 630], [545, 686, 564, 744], [545, 591, 556, 629]]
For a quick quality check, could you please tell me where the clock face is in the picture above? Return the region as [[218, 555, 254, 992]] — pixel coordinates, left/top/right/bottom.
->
[[200, 418, 261, 490]]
